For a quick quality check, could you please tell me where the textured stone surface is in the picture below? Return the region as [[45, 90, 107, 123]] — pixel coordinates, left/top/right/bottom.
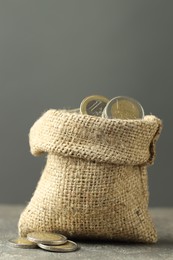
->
[[0, 205, 173, 259]]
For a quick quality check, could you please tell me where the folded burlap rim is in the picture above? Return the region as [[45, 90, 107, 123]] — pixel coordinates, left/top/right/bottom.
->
[[29, 109, 162, 166]]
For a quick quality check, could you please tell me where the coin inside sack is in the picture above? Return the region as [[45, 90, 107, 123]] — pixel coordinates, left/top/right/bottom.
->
[[38, 240, 79, 252], [80, 95, 109, 117], [103, 96, 144, 119], [68, 108, 80, 113], [27, 232, 67, 245], [8, 237, 38, 249]]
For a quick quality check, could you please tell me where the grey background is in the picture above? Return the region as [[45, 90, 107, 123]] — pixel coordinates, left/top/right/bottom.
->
[[0, 0, 172, 206]]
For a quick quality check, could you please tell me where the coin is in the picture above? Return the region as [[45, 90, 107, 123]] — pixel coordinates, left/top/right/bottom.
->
[[80, 95, 109, 117], [102, 106, 107, 118], [8, 237, 38, 249], [27, 232, 67, 245], [68, 108, 80, 113], [103, 96, 144, 119], [38, 240, 79, 252]]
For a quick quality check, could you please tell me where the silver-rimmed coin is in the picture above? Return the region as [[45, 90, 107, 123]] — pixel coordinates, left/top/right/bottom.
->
[[8, 237, 38, 249], [101, 106, 107, 118], [27, 232, 67, 245], [38, 240, 79, 252], [103, 96, 144, 119], [80, 95, 109, 117]]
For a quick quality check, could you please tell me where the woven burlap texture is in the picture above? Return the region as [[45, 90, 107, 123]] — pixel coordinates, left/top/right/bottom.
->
[[18, 109, 162, 243]]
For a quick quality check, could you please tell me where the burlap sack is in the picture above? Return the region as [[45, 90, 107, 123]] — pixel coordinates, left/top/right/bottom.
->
[[18, 109, 162, 243]]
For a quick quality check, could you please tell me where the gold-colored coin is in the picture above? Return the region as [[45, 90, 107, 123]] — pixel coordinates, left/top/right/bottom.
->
[[80, 95, 109, 117], [103, 96, 144, 119], [8, 237, 38, 249], [27, 232, 67, 245], [38, 240, 79, 252]]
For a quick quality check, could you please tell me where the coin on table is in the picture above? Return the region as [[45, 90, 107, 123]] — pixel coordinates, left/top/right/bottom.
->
[[27, 232, 67, 245], [103, 96, 144, 119], [8, 237, 38, 249], [80, 95, 109, 117], [38, 240, 79, 252]]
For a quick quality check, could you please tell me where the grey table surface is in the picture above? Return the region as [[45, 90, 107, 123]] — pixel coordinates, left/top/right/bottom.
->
[[0, 205, 173, 260]]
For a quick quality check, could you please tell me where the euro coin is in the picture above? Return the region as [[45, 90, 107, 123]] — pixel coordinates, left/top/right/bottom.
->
[[101, 106, 107, 118], [103, 96, 144, 119], [38, 240, 79, 252], [80, 95, 109, 117], [27, 232, 67, 245], [68, 108, 80, 113], [8, 237, 38, 249]]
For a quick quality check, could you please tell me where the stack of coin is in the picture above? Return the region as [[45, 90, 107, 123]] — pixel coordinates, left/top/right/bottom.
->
[[8, 232, 79, 253], [80, 95, 144, 119]]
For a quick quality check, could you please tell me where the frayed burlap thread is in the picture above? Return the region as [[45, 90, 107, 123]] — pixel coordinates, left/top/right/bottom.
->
[[18, 109, 162, 243]]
